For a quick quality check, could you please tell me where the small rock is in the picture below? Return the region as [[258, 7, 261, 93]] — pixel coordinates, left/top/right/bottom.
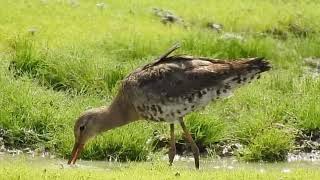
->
[[161, 15, 179, 24], [175, 172, 180, 176], [259, 168, 265, 173], [304, 57, 320, 69], [222, 146, 229, 155], [207, 22, 223, 32], [227, 166, 234, 170], [23, 148, 31, 153], [0, 145, 6, 152], [59, 163, 65, 169], [232, 143, 243, 150], [145, 138, 153, 145], [281, 168, 291, 173], [69, 0, 79, 7], [26, 150, 34, 156], [96, 2, 106, 10], [41, 151, 50, 158], [220, 33, 244, 41], [152, 8, 183, 25], [8, 149, 17, 154], [27, 27, 38, 35]]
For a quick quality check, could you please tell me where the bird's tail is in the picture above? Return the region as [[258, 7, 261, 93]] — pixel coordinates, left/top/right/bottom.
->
[[223, 57, 271, 88], [244, 57, 272, 73]]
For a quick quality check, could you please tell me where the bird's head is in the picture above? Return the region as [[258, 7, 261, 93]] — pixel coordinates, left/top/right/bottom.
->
[[67, 99, 139, 165], [68, 109, 102, 165]]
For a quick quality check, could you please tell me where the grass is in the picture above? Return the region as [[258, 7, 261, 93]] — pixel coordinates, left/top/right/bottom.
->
[[1, 156, 320, 180], [1, 0, 320, 162], [240, 128, 294, 162]]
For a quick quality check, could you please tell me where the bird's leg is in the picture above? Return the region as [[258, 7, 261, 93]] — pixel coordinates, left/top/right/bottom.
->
[[168, 123, 176, 166], [179, 119, 200, 169]]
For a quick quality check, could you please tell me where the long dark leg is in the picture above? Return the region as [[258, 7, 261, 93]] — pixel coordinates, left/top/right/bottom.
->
[[179, 119, 200, 169], [168, 123, 176, 166]]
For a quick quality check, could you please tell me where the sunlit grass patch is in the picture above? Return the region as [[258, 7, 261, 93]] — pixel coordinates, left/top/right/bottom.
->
[[241, 128, 294, 162]]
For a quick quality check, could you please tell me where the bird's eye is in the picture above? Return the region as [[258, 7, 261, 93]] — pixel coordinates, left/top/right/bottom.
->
[[79, 125, 85, 131]]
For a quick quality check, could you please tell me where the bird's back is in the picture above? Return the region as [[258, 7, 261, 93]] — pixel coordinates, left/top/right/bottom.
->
[[122, 55, 271, 123]]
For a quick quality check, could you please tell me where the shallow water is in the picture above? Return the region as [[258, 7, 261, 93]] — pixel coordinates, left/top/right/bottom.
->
[[1, 152, 320, 173], [171, 154, 320, 172]]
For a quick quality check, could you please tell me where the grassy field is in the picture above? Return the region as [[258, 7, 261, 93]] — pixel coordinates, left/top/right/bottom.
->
[[1, 156, 320, 180], [1, 0, 320, 163]]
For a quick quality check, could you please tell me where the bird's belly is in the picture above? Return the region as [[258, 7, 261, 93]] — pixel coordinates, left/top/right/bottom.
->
[[135, 87, 233, 123]]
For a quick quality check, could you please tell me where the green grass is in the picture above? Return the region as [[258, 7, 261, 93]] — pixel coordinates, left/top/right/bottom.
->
[[1, 0, 320, 162], [240, 128, 294, 162]]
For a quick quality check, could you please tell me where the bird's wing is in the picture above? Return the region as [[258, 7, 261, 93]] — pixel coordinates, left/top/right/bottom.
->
[[128, 56, 268, 99]]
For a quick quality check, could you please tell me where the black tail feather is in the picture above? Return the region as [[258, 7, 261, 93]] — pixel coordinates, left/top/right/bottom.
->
[[246, 57, 271, 72]]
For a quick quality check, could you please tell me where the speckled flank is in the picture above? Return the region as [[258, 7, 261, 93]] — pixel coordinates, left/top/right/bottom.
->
[[134, 70, 264, 123], [139, 88, 216, 122]]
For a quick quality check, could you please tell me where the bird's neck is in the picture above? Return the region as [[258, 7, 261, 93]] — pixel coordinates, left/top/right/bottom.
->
[[97, 94, 139, 133]]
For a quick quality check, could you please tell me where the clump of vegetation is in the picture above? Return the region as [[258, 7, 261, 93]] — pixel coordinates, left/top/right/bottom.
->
[[241, 128, 294, 162], [184, 113, 226, 148], [0, 128, 52, 150], [8, 36, 127, 96], [8, 37, 43, 77]]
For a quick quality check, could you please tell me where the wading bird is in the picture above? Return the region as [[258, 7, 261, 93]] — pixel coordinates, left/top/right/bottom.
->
[[68, 44, 271, 169]]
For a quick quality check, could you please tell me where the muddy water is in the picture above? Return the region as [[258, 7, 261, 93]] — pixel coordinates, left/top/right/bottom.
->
[[171, 152, 320, 172], [1, 152, 320, 172]]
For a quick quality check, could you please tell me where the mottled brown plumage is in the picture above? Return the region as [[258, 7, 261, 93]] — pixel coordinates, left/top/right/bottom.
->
[[68, 45, 271, 169], [124, 51, 270, 123]]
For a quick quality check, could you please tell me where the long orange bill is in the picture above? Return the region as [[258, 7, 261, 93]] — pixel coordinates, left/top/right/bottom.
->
[[68, 142, 84, 165]]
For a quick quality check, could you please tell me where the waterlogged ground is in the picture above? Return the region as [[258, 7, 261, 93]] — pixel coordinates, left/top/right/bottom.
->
[[1, 154, 320, 180]]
